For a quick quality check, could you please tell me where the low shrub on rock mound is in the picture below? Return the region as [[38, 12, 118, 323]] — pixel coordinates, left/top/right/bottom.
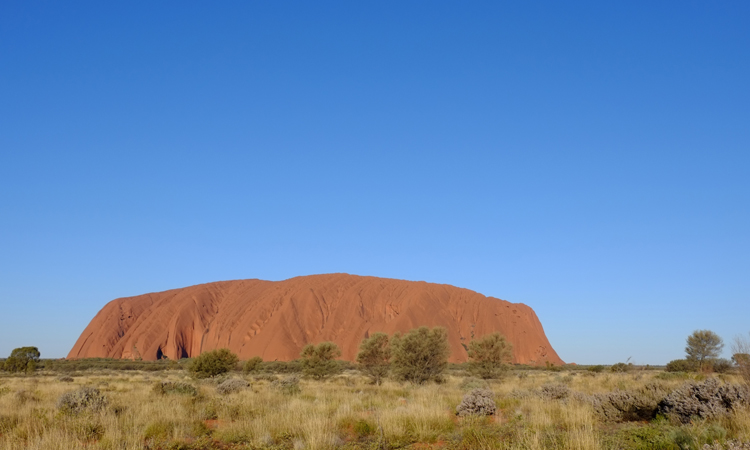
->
[[152, 381, 198, 397], [456, 389, 497, 417], [57, 387, 107, 415], [216, 378, 250, 395], [658, 377, 750, 423], [590, 383, 670, 422]]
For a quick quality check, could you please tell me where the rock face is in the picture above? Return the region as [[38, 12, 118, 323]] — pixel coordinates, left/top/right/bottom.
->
[[68, 274, 564, 365]]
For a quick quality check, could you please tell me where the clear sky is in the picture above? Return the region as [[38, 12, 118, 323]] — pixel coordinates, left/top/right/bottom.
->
[[1, 2, 748, 364]]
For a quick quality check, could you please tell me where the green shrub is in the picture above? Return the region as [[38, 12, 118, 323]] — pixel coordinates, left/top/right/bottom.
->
[[391, 327, 450, 384], [666, 359, 698, 373], [588, 365, 605, 373], [356, 332, 391, 385], [188, 349, 239, 379], [260, 360, 301, 373], [242, 356, 263, 374], [300, 342, 342, 380], [467, 333, 513, 379]]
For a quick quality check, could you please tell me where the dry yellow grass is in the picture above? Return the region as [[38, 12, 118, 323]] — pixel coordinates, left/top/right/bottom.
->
[[0, 369, 747, 450]]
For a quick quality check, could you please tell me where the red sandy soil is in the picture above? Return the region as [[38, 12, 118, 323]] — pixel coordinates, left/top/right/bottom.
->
[[68, 273, 563, 365]]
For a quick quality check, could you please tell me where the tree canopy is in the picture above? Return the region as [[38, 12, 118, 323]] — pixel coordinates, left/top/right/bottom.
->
[[685, 330, 724, 369], [4, 346, 40, 373]]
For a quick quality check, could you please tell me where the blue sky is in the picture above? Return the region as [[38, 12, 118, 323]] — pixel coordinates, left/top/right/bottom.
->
[[1, 2, 748, 364]]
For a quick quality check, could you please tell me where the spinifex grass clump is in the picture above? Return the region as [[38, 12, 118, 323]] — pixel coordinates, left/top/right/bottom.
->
[[56, 387, 107, 415], [272, 374, 301, 395], [152, 380, 198, 396], [456, 388, 497, 417]]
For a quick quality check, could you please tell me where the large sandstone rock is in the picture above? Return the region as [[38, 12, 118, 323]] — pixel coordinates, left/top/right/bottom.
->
[[68, 274, 563, 365]]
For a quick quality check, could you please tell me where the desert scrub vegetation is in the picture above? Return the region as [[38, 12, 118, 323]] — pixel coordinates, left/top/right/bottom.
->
[[1, 368, 750, 449], [188, 349, 239, 379]]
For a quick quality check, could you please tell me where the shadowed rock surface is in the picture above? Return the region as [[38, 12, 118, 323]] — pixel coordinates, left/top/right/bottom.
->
[[68, 274, 563, 365]]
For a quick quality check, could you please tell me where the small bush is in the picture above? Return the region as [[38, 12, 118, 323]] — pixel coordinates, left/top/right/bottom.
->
[[611, 362, 634, 373], [711, 358, 734, 374], [253, 373, 278, 382], [216, 378, 250, 395], [658, 377, 750, 423], [666, 359, 698, 373], [356, 332, 391, 385], [588, 365, 605, 373], [590, 383, 670, 422], [459, 377, 490, 392], [300, 342, 342, 380], [456, 389, 497, 417], [391, 327, 450, 384], [538, 383, 570, 400], [272, 375, 301, 395], [57, 376, 74, 383], [467, 333, 513, 379], [243, 356, 263, 374], [188, 349, 239, 379], [152, 381, 198, 396], [57, 387, 107, 415]]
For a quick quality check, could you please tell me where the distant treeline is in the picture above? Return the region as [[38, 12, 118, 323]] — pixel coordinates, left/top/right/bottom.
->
[[1, 356, 658, 374]]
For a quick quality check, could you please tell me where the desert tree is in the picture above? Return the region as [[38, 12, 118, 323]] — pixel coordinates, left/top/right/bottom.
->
[[4, 346, 40, 373], [685, 329, 724, 370], [733, 333, 750, 384], [467, 333, 513, 379], [391, 326, 450, 384], [300, 342, 342, 380], [356, 332, 391, 385], [188, 348, 239, 378]]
